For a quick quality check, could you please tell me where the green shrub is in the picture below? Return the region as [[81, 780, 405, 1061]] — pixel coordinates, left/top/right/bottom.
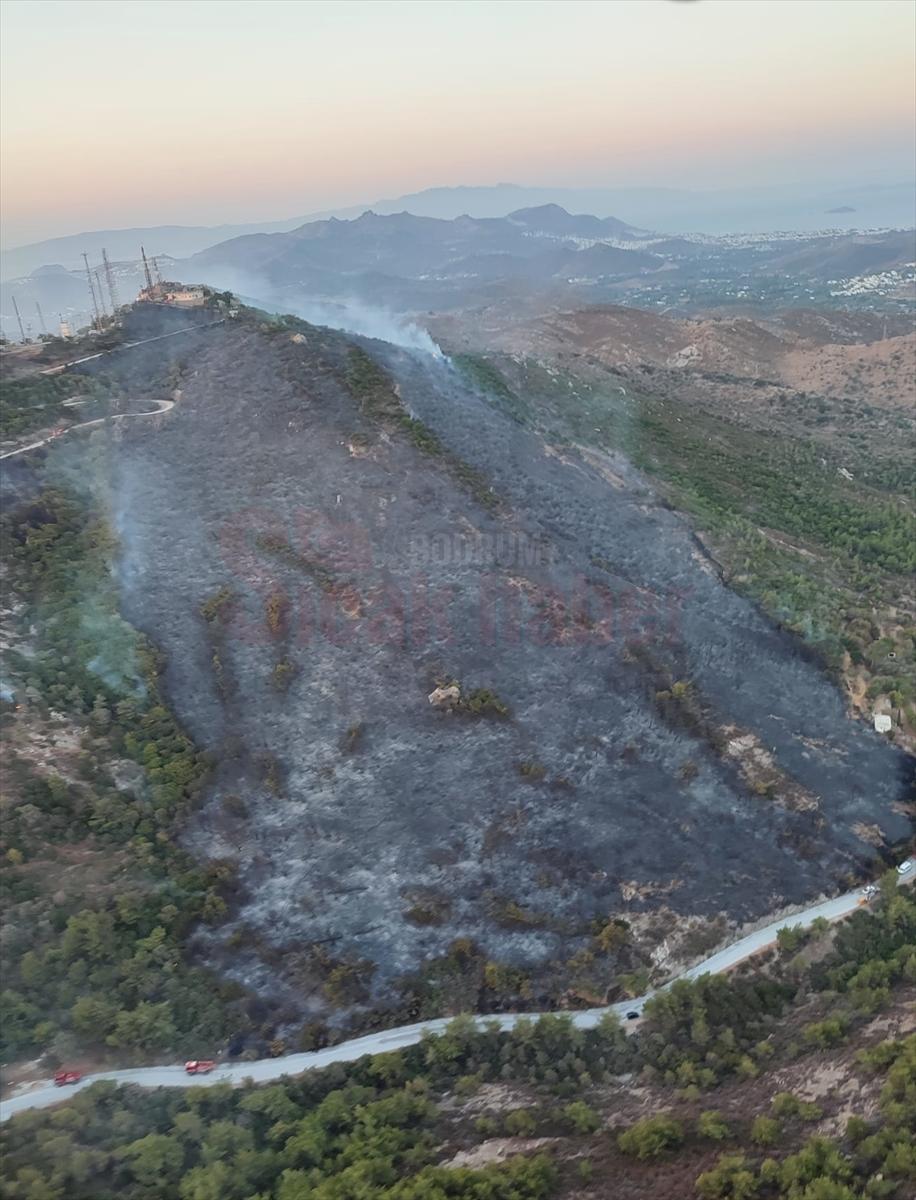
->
[[617, 1113, 684, 1159], [697, 1110, 732, 1141]]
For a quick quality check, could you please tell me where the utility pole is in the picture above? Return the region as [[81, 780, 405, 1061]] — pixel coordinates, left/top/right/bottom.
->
[[35, 301, 48, 336], [82, 252, 102, 328], [11, 295, 26, 342], [101, 248, 120, 312], [140, 245, 154, 291]]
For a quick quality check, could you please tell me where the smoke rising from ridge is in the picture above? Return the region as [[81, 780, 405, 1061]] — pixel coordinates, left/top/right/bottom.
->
[[191, 262, 445, 356]]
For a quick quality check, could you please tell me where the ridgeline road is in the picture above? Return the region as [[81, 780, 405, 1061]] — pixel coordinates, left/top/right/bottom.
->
[[3, 877, 904, 1122], [0, 318, 223, 461], [36, 319, 226, 377], [0, 398, 175, 460]]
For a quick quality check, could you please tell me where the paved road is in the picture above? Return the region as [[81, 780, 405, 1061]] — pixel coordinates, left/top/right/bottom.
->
[[0, 881, 883, 1121], [0, 399, 175, 461], [37, 319, 225, 377], [0, 316, 222, 460]]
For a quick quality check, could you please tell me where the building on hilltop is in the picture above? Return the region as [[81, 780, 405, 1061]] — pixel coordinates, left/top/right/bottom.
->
[[137, 282, 207, 307], [164, 285, 208, 307]]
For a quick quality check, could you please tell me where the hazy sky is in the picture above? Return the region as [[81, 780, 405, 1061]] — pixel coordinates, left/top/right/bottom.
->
[[2, 0, 914, 247]]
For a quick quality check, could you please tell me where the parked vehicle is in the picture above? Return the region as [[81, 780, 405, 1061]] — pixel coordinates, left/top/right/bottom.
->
[[53, 1070, 82, 1086], [184, 1060, 217, 1075], [896, 860, 913, 875]]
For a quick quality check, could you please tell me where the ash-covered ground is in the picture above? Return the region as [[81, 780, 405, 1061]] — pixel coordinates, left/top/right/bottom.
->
[[61, 307, 912, 1021]]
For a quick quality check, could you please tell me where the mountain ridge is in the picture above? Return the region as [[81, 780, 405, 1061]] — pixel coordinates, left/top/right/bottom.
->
[[6, 179, 914, 279]]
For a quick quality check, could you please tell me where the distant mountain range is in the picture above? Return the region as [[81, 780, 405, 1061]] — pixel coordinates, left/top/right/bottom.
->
[[0, 219, 308, 282], [181, 205, 664, 319], [3, 201, 913, 341], [4, 180, 913, 282], [190, 204, 649, 276]]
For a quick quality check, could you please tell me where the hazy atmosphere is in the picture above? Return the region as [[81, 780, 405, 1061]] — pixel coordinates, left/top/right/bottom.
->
[[2, 0, 915, 246], [1, 4, 914, 1198]]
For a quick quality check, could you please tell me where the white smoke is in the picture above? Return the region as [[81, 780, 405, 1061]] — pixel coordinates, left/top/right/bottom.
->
[[277, 294, 444, 358], [190, 263, 445, 357]]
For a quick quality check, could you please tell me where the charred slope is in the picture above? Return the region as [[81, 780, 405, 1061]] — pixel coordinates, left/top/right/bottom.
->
[[68, 308, 911, 1024]]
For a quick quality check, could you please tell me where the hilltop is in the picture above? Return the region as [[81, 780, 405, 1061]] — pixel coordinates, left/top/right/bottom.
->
[[1, 301, 911, 1061]]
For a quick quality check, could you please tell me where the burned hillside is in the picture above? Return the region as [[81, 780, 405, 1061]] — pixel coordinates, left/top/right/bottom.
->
[[28, 305, 912, 1028]]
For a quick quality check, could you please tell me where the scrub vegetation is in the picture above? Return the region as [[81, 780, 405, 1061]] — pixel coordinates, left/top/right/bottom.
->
[[472, 351, 916, 737], [0, 373, 113, 440], [0, 487, 248, 1061]]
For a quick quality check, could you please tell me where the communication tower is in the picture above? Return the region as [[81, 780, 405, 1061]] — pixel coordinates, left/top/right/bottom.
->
[[140, 245, 154, 291], [82, 252, 102, 328], [11, 295, 27, 341], [95, 270, 108, 317], [101, 248, 120, 311]]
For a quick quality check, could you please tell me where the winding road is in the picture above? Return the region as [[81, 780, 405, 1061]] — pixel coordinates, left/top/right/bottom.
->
[[2, 317, 223, 462], [0, 398, 175, 461], [0, 881, 889, 1121]]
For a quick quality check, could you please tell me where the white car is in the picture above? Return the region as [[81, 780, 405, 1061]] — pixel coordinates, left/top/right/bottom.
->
[[896, 860, 913, 875]]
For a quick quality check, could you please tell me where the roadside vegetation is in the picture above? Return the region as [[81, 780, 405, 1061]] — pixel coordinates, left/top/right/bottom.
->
[[0, 373, 115, 440], [2, 878, 913, 1198]]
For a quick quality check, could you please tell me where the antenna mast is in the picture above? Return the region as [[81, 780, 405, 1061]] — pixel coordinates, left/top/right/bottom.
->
[[35, 301, 48, 336], [101, 247, 120, 311], [140, 245, 154, 290], [82, 252, 102, 328], [11, 295, 27, 342], [95, 270, 108, 318]]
